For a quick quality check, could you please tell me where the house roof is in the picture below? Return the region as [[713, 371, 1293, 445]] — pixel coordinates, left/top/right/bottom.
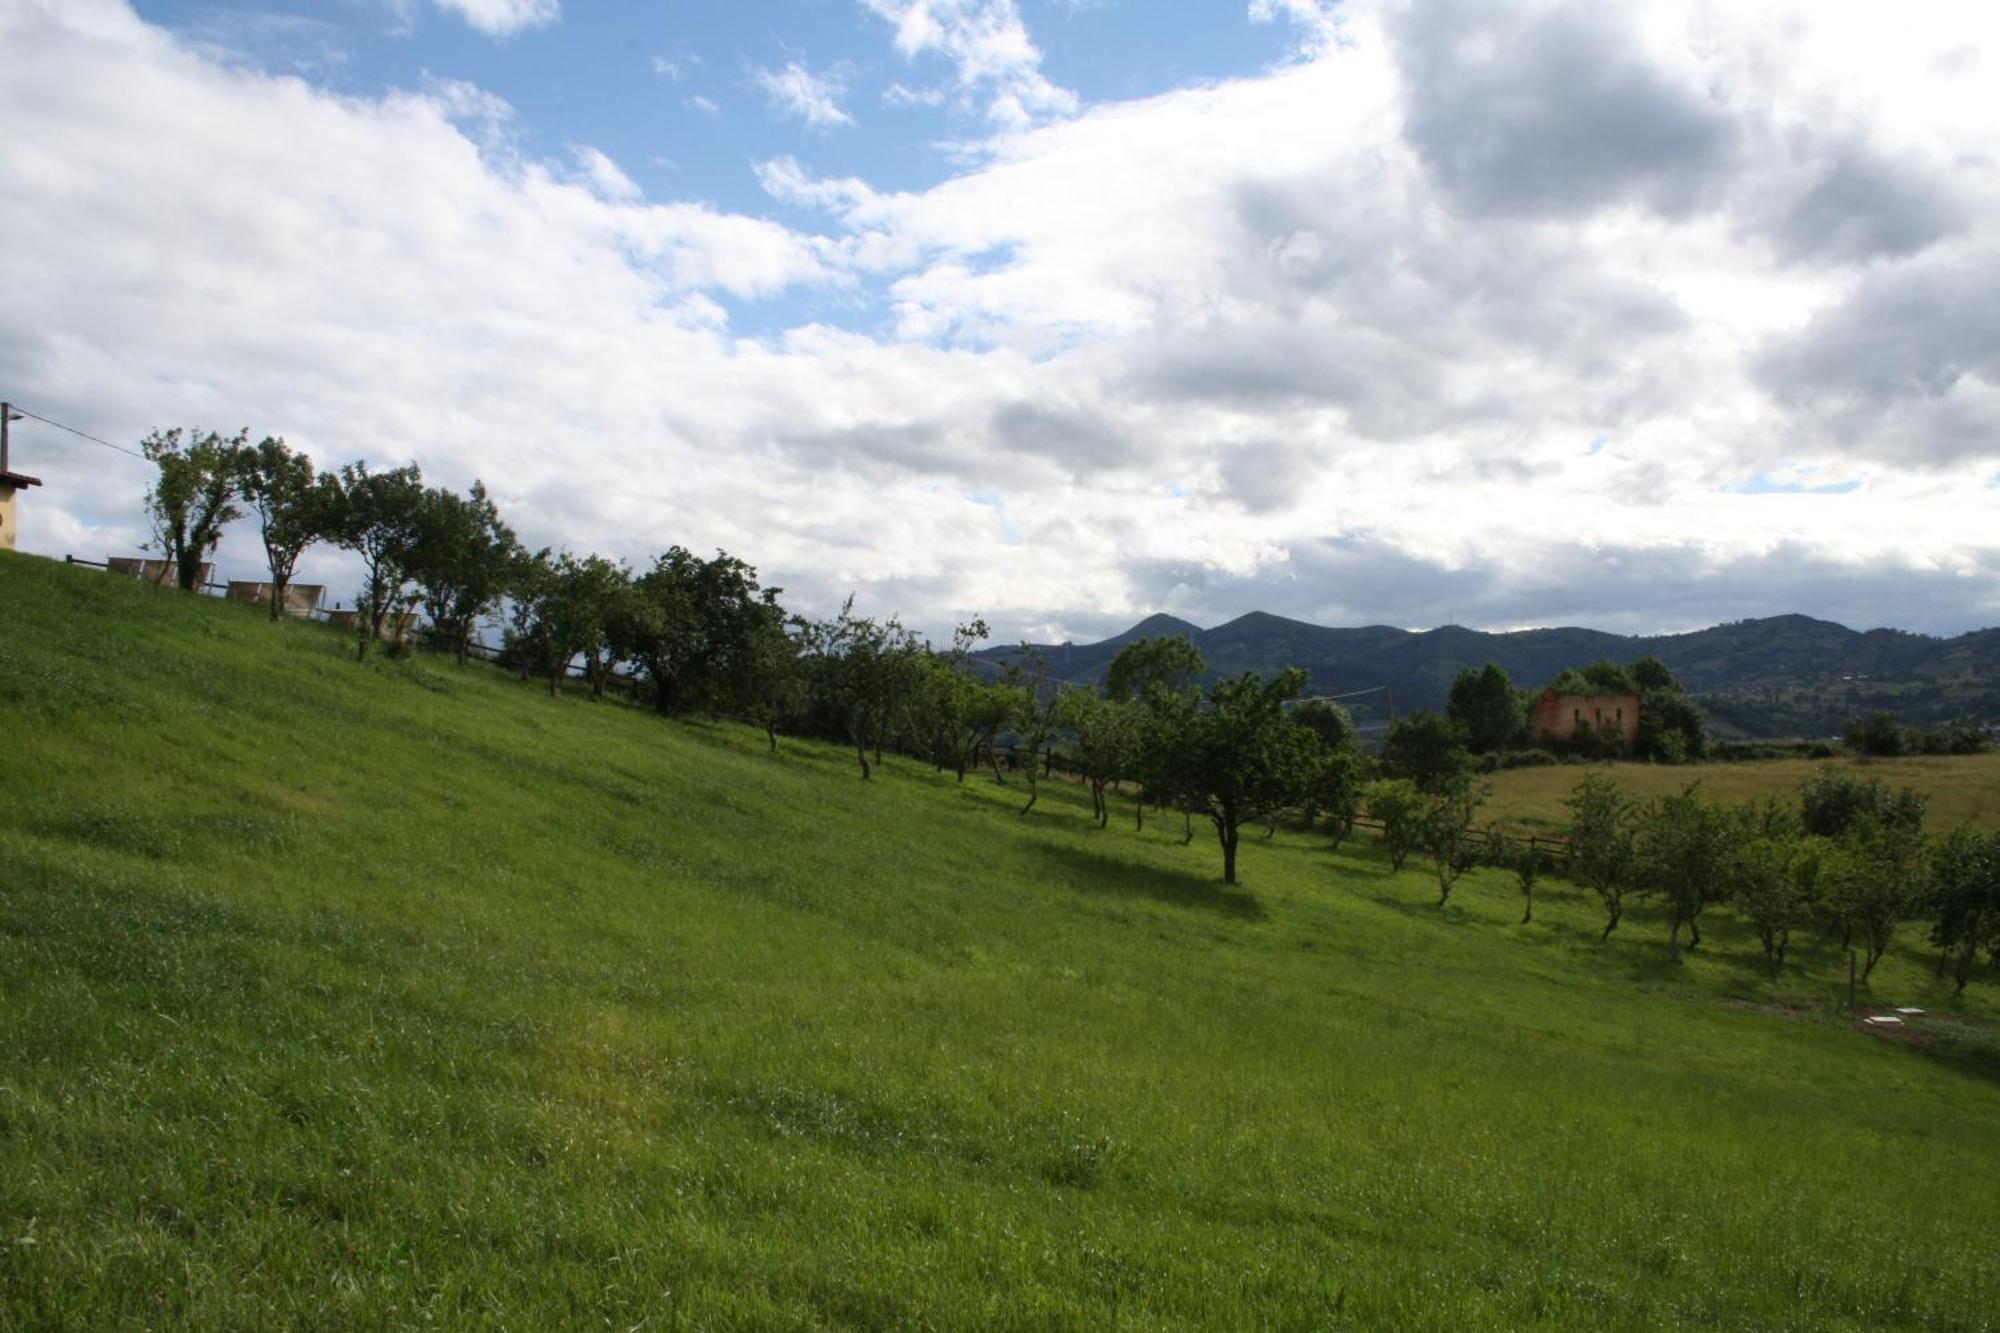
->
[[0, 469, 42, 488]]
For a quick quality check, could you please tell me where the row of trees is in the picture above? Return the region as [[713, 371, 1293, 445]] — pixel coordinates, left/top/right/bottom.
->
[[1564, 767, 2000, 988], [135, 430, 2000, 993]]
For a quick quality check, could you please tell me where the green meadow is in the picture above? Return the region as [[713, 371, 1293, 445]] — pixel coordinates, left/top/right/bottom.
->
[[3, 550, 1997, 1330]]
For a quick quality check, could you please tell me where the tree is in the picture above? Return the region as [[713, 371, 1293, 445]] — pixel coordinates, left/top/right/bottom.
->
[[796, 597, 921, 780], [1055, 691, 1144, 827], [1485, 830, 1548, 924], [1108, 635, 1208, 831], [1317, 748, 1368, 850], [623, 548, 783, 716], [408, 481, 518, 665], [1177, 668, 1317, 885], [1422, 780, 1486, 908], [544, 553, 630, 699], [1726, 809, 1815, 976], [739, 612, 805, 752], [1823, 815, 1926, 980], [1365, 779, 1425, 873], [1798, 767, 1927, 839], [1447, 663, 1525, 753], [1293, 697, 1359, 754], [502, 547, 561, 683], [331, 461, 426, 660], [141, 427, 247, 591], [1636, 784, 1734, 961], [234, 436, 336, 620], [909, 621, 993, 782], [1929, 828, 2000, 996], [1106, 634, 1205, 704], [1843, 710, 1907, 757], [1565, 771, 1638, 941], [1381, 711, 1470, 794]]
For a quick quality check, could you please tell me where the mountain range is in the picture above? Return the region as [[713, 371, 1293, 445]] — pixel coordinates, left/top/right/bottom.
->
[[974, 612, 2000, 739]]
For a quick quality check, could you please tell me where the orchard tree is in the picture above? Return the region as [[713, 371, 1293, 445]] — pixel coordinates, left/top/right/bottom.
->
[[1565, 771, 1638, 941], [1318, 747, 1368, 850], [1178, 668, 1317, 884], [1799, 767, 1927, 839], [332, 461, 427, 659], [1637, 784, 1734, 961], [1824, 815, 1927, 980], [1006, 651, 1064, 815], [796, 596, 921, 780], [1365, 779, 1425, 872], [547, 553, 630, 699], [623, 548, 783, 715], [1728, 816, 1817, 977], [739, 612, 805, 752], [1423, 779, 1486, 908], [408, 481, 518, 664], [1056, 691, 1143, 827], [1108, 634, 1207, 831], [1293, 698, 1359, 753], [235, 436, 337, 619], [1485, 830, 1547, 924], [141, 427, 248, 591], [1929, 828, 2000, 996], [1106, 634, 1205, 703]]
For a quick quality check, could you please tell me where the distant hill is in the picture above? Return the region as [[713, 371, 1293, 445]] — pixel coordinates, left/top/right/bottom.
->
[[976, 611, 2000, 738]]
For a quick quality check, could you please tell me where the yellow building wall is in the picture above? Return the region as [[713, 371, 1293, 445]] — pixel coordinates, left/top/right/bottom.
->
[[0, 485, 17, 551]]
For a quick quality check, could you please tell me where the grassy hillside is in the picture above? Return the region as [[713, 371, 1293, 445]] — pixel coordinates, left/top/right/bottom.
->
[[1484, 753, 2000, 835], [3, 551, 1998, 1329]]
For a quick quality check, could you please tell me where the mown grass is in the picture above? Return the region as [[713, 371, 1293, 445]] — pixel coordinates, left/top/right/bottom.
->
[[1485, 752, 2000, 835], [3, 550, 1998, 1330]]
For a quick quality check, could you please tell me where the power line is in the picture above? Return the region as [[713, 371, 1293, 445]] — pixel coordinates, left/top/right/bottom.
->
[[7, 405, 148, 461]]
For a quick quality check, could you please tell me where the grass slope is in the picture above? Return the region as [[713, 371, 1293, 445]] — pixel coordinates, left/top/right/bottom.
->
[[3, 551, 1998, 1330], [1485, 753, 2000, 835]]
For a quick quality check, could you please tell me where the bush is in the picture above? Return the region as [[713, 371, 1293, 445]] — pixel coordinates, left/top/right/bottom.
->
[[1842, 710, 1907, 757]]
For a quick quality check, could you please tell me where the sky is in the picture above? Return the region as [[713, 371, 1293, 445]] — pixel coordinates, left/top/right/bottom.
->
[[2, 0, 1996, 643]]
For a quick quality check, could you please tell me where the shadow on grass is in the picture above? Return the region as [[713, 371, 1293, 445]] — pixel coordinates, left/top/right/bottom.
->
[[1032, 841, 1265, 921]]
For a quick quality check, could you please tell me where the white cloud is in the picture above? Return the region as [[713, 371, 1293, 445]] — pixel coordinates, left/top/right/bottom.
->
[[861, 0, 1078, 131], [571, 145, 640, 202], [432, 0, 558, 39], [751, 60, 853, 128], [1, 0, 1996, 641]]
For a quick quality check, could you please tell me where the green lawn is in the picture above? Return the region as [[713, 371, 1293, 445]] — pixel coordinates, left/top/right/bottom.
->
[[3, 550, 1998, 1329], [1484, 752, 2000, 835]]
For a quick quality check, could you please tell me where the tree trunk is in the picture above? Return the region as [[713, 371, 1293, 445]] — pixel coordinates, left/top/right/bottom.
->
[[1687, 915, 1702, 951], [852, 732, 872, 781], [1521, 884, 1533, 925], [1182, 809, 1194, 845], [268, 573, 287, 621], [1668, 916, 1683, 963], [1221, 826, 1239, 885], [1019, 786, 1039, 817], [766, 722, 778, 753], [1600, 899, 1620, 942]]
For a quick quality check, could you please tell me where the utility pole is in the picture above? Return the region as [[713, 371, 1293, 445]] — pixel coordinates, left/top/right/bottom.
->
[[1, 401, 17, 474]]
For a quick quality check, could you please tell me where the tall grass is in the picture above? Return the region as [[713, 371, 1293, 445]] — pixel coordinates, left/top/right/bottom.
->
[[3, 551, 1997, 1329]]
